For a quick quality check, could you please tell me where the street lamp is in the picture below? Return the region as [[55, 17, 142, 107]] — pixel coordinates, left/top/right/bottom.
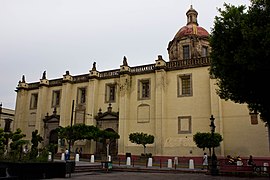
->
[[68, 100, 75, 160], [209, 115, 218, 175]]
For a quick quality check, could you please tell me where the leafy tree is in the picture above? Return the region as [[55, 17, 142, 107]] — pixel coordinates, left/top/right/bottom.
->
[[98, 129, 120, 159], [84, 125, 100, 141], [57, 124, 119, 160], [193, 132, 223, 155], [0, 128, 5, 156], [209, 1, 270, 137], [129, 132, 154, 154], [29, 130, 43, 159], [57, 124, 100, 145], [8, 128, 28, 160], [47, 143, 57, 161]]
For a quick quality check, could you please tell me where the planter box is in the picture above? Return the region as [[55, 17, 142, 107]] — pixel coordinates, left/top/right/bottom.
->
[[0, 161, 67, 179]]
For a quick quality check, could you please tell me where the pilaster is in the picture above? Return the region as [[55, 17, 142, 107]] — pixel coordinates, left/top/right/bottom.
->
[[60, 71, 74, 127], [88, 75, 99, 125], [14, 80, 29, 131], [35, 78, 49, 135], [118, 57, 131, 155], [154, 55, 167, 155]]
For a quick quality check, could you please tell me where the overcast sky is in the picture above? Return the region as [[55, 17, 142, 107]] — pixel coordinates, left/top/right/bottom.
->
[[0, 0, 250, 109]]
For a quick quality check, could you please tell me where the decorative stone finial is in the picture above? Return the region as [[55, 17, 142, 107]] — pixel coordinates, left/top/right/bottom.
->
[[53, 107, 57, 115], [65, 71, 70, 75], [123, 56, 128, 66], [155, 54, 166, 68], [42, 71, 46, 79], [22, 75, 25, 83], [108, 103, 112, 112], [98, 108, 102, 116], [92, 62, 97, 71]]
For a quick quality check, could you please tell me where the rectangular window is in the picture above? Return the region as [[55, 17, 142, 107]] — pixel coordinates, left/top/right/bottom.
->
[[77, 87, 86, 104], [75, 109, 86, 124], [178, 116, 192, 134], [30, 93, 38, 109], [183, 45, 190, 59], [138, 79, 150, 100], [105, 83, 116, 103], [52, 90, 61, 107], [178, 74, 192, 97], [202, 46, 208, 57]]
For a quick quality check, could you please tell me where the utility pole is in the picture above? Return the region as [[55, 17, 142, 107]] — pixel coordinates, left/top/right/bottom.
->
[[68, 100, 75, 160], [210, 115, 219, 176]]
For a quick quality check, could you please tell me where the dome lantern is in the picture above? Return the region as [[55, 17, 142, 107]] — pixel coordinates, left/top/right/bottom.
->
[[186, 5, 198, 26]]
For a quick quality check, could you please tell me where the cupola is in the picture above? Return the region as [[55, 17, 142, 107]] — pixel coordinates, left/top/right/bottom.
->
[[167, 5, 210, 61]]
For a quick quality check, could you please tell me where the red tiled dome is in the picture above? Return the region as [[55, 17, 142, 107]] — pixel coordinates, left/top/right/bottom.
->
[[174, 24, 209, 39]]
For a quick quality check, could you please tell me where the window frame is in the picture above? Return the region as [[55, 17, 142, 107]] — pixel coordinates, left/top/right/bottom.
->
[[30, 93, 38, 109], [177, 74, 193, 97], [77, 87, 86, 104], [138, 79, 151, 100], [178, 116, 192, 134], [177, 74, 192, 97], [105, 83, 116, 103], [183, 45, 190, 59], [201, 46, 208, 57], [51, 90, 61, 107]]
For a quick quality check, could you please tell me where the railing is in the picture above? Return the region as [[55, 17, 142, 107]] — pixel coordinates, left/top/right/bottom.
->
[[27, 82, 39, 89], [49, 78, 63, 86], [130, 64, 156, 74], [166, 57, 210, 70], [72, 74, 89, 83], [99, 69, 120, 79]]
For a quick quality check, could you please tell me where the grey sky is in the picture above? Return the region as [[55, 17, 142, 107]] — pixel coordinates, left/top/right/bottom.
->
[[0, 0, 250, 109]]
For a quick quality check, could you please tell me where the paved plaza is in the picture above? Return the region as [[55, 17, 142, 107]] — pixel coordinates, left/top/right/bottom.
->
[[47, 171, 269, 180]]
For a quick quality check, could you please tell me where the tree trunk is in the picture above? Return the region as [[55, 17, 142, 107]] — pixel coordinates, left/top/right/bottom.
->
[[106, 143, 109, 160], [208, 148, 212, 157]]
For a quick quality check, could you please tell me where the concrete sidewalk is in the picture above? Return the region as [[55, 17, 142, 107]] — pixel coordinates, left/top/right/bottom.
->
[[51, 159, 270, 179], [48, 171, 269, 180], [70, 159, 208, 174]]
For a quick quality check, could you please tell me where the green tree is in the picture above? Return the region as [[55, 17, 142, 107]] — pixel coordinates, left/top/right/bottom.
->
[[57, 124, 100, 145], [8, 128, 28, 160], [193, 132, 223, 155], [29, 130, 43, 159], [98, 129, 120, 160], [0, 128, 5, 157], [210, 1, 270, 139], [129, 132, 154, 154]]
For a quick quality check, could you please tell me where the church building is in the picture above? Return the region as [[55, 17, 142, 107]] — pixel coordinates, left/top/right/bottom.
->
[[14, 6, 270, 158]]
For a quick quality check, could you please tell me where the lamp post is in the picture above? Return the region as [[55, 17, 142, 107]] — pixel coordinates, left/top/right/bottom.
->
[[68, 100, 75, 160], [209, 115, 218, 175]]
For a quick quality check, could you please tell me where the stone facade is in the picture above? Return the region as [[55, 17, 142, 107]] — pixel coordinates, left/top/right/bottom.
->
[[0, 104, 15, 132], [14, 6, 270, 158]]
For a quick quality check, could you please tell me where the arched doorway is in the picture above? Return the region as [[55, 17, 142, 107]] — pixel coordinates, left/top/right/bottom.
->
[[43, 108, 60, 150], [95, 104, 119, 160], [96, 128, 118, 159], [49, 130, 58, 153]]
